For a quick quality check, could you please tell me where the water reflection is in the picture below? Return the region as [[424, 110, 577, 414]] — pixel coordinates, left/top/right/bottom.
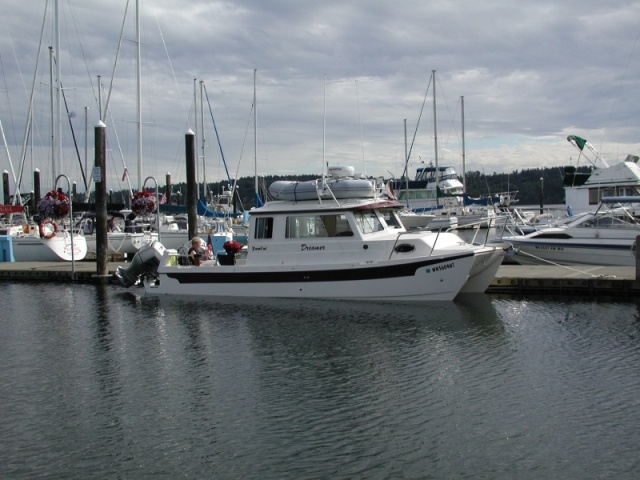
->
[[2, 284, 640, 479]]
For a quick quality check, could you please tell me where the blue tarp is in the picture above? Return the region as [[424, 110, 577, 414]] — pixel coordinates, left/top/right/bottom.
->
[[197, 199, 243, 218]]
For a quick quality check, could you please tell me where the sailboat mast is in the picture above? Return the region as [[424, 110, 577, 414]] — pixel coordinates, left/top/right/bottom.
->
[[404, 118, 409, 207], [461, 95, 466, 194], [54, 0, 62, 188], [135, 0, 142, 191], [254, 68, 258, 203], [322, 74, 326, 176], [49, 46, 55, 189], [432, 69, 438, 206], [200, 79, 206, 201], [193, 78, 199, 197]]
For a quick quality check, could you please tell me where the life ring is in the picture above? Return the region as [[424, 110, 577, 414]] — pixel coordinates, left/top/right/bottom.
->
[[40, 219, 58, 239]]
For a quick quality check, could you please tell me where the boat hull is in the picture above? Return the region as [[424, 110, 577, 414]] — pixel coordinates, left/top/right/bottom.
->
[[83, 232, 150, 255], [507, 239, 638, 266], [458, 245, 508, 293], [144, 252, 477, 302], [11, 232, 87, 261]]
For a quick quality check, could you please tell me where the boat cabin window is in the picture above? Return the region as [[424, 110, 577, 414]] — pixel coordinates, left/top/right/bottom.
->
[[397, 190, 438, 201], [285, 214, 353, 238], [254, 217, 273, 239], [379, 209, 402, 228], [354, 210, 384, 234], [589, 188, 616, 205]]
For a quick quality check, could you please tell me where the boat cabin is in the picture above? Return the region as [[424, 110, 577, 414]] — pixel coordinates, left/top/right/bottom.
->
[[564, 156, 640, 214], [245, 199, 405, 266]]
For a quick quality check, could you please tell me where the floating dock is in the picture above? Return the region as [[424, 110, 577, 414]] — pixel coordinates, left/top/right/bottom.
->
[[0, 261, 638, 296], [489, 265, 639, 296]]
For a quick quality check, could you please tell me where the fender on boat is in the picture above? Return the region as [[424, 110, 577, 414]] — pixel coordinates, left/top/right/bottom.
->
[[114, 240, 166, 287]]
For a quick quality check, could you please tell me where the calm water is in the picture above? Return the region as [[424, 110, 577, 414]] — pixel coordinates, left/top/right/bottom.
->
[[1, 282, 639, 479]]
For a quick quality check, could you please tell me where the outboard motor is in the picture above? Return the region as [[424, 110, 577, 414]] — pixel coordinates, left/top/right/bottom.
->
[[114, 241, 166, 287]]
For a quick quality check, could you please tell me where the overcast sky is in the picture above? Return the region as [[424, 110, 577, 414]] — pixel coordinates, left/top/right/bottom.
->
[[1, 0, 639, 192]]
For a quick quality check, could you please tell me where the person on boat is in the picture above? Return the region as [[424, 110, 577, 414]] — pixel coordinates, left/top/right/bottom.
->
[[107, 217, 121, 233], [188, 237, 205, 266]]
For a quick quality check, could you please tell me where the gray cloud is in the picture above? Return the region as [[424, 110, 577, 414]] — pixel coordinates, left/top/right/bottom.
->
[[1, 0, 638, 193]]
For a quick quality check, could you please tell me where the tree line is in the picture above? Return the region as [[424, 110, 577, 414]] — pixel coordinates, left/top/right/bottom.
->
[[108, 165, 590, 211], [206, 166, 590, 209]]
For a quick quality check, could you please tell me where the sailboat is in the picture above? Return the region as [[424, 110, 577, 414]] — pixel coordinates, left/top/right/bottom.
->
[[78, 0, 157, 257], [392, 73, 511, 230], [392, 71, 461, 230], [0, 2, 87, 262]]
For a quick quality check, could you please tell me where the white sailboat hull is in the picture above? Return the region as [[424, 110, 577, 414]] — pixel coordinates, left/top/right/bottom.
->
[[83, 232, 149, 255], [11, 232, 87, 262]]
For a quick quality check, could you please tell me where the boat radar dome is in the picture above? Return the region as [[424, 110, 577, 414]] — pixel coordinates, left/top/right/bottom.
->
[[327, 166, 355, 178]]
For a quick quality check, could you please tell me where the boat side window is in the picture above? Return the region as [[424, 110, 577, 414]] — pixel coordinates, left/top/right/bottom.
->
[[442, 167, 456, 180], [286, 215, 327, 238], [254, 217, 273, 239], [323, 214, 353, 237], [354, 210, 383, 234]]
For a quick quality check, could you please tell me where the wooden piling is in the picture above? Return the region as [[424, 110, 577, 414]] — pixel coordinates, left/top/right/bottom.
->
[[185, 129, 197, 241], [94, 121, 108, 277]]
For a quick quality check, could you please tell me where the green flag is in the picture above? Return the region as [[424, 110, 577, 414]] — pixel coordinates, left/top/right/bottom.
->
[[567, 135, 587, 151]]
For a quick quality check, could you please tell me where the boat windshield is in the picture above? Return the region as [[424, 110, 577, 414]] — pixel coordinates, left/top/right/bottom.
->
[[579, 215, 640, 229], [354, 210, 384, 234], [379, 209, 402, 229]]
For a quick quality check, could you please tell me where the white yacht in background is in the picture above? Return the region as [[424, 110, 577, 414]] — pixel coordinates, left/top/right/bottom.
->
[[564, 134, 640, 214]]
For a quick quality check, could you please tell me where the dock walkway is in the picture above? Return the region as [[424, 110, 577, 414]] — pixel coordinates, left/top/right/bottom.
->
[[0, 261, 638, 296]]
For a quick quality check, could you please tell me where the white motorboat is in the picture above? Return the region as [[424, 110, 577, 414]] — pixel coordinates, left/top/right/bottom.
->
[[499, 196, 640, 266], [115, 169, 507, 301]]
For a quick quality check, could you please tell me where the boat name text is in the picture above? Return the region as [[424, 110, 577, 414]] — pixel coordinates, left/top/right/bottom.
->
[[301, 244, 325, 251]]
